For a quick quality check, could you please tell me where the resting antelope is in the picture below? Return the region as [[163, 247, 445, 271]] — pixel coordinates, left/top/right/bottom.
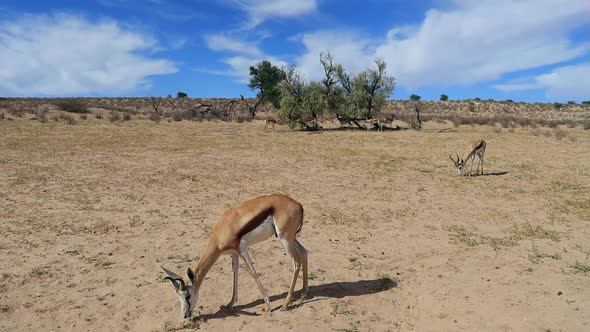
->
[[161, 194, 308, 318], [264, 118, 277, 129], [450, 139, 487, 176]]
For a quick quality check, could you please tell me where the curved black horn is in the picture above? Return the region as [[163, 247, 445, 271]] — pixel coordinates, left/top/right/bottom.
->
[[161, 266, 186, 289], [164, 276, 180, 289]]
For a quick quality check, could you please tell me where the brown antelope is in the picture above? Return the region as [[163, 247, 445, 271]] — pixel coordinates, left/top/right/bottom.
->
[[264, 118, 277, 129], [366, 117, 389, 131], [161, 194, 308, 318], [450, 139, 487, 176]]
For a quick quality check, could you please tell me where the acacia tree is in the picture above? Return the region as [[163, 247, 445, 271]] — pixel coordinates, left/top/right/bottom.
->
[[244, 60, 285, 116], [277, 66, 324, 130], [320, 52, 346, 116], [329, 56, 395, 125]]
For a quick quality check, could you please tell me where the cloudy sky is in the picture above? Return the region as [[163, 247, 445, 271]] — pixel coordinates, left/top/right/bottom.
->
[[0, 0, 588, 101]]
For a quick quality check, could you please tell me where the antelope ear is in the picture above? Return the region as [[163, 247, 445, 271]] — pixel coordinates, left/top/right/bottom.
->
[[187, 268, 195, 282]]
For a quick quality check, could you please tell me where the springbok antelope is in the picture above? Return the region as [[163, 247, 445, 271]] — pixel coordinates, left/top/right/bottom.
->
[[264, 118, 277, 129], [450, 139, 487, 176], [161, 194, 308, 318], [366, 117, 389, 131]]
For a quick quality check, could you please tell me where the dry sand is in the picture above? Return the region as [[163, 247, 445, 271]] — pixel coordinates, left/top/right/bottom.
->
[[1, 118, 588, 331]]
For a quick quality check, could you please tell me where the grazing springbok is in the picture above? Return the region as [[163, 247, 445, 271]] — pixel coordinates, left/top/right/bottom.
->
[[161, 194, 308, 318], [450, 139, 487, 176]]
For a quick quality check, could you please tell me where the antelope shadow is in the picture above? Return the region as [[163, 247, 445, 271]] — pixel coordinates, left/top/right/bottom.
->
[[202, 278, 398, 320]]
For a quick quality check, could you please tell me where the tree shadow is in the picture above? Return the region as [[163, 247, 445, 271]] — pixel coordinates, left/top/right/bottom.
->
[[202, 278, 397, 320]]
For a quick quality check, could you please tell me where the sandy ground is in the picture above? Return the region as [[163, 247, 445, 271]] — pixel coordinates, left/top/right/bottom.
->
[[0, 117, 589, 332]]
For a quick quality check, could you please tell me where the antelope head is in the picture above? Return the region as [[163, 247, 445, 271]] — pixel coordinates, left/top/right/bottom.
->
[[161, 266, 197, 318], [449, 154, 465, 176]]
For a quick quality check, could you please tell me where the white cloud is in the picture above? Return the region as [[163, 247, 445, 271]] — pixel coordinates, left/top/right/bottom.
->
[[0, 13, 177, 96], [205, 33, 262, 56], [293, 0, 588, 91], [229, 0, 317, 28], [294, 30, 374, 81], [494, 63, 590, 101]]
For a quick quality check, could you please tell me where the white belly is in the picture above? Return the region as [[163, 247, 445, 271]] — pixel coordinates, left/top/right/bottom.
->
[[242, 215, 276, 245]]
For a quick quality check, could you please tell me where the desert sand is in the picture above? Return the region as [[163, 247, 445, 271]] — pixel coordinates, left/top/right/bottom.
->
[[1, 117, 588, 331]]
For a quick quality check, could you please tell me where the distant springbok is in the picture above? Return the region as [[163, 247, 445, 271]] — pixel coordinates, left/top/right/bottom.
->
[[450, 139, 487, 176]]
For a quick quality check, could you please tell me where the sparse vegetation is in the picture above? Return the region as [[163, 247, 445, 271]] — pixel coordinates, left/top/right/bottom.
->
[[570, 261, 590, 274], [59, 113, 77, 125], [528, 244, 561, 263], [330, 301, 355, 316]]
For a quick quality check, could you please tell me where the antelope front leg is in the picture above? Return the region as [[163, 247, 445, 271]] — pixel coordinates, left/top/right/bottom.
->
[[227, 253, 239, 310], [239, 242, 271, 312]]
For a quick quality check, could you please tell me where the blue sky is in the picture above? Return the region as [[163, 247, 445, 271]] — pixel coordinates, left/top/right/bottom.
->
[[0, 0, 588, 101]]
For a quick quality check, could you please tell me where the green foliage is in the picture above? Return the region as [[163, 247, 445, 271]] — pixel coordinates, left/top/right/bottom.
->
[[553, 102, 563, 109], [248, 60, 285, 109], [410, 94, 421, 101], [505, 99, 514, 103], [440, 94, 448, 101], [473, 97, 481, 101], [581, 100, 590, 105], [278, 53, 395, 128], [176, 91, 188, 98], [333, 57, 395, 118], [567, 100, 576, 105]]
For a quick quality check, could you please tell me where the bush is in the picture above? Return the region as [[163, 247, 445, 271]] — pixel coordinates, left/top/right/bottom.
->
[[568, 134, 577, 142], [55, 100, 89, 113], [531, 128, 540, 136], [440, 94, 448, 101], [59, 113, 77, 125], [171, 110, 183, 121], [583, 121, 590, 130], [177, 91, 188, 98], [554, 128, 567, 141], [493, 125, 502, 133], [36, 108, 48, 123], [149, 112, 161, 122], [123, 113, 132, 121], [567, 101, 576, 105], [544, 130, 552, 137], [79, 114, 88, 120], [109, 111, 120, 123]]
